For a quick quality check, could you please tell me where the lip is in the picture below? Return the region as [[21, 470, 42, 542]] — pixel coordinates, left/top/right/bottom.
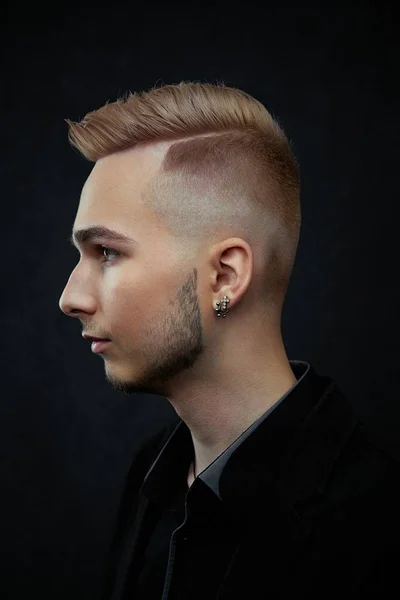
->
[[91, 339, 111, 353]]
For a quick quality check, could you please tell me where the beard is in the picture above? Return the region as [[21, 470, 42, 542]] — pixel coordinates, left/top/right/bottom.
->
[[103, 268, 206, 397]]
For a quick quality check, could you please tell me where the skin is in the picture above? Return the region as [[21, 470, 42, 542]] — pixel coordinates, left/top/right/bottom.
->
[[59, 142, 297, 488]]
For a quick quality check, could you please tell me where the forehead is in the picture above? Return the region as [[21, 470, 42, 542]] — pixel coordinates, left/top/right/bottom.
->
[[75, 143, 167, 227]]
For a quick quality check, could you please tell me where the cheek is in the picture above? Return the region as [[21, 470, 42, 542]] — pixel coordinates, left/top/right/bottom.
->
[[106, 277, 159, 330]]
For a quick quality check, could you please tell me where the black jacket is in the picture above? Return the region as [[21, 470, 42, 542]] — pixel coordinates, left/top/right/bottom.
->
[[101, 361, 400, 599]]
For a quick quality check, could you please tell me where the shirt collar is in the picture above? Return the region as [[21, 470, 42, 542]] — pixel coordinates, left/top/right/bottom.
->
[[140, 361, 329, 517]]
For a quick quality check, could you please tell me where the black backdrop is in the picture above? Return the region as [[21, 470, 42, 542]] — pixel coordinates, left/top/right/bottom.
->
[[2, 2, 399, 599]]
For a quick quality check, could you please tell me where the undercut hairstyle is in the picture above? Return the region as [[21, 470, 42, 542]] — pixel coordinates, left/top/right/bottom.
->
[[66, 81, 301, 314]]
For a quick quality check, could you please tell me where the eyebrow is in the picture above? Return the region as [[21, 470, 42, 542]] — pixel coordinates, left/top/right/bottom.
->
[[69, 226, 136, 248]]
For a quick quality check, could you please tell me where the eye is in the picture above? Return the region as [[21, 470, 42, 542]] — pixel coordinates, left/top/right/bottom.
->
[[100, 246, 121, 263]]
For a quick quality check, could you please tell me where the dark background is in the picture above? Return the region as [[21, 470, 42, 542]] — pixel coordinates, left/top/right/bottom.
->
[[2, 1, 399, 599]]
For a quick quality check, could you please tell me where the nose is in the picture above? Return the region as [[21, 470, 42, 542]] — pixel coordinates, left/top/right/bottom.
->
[[59, 286, 78, 317], [58, 268, 96, 317]]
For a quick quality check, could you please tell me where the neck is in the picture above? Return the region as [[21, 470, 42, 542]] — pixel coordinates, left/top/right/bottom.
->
[[163, 319, 296, 487], [181, 356, 297, 486]]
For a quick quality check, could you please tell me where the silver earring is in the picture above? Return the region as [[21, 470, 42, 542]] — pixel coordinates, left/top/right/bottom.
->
[[215, 295, 230, 318]]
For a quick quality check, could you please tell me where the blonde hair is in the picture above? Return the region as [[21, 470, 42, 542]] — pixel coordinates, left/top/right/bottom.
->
[[66, 81, 301, 311]]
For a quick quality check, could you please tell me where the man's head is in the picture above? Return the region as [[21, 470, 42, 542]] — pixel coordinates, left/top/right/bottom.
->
[[59, 82, 300, 398]]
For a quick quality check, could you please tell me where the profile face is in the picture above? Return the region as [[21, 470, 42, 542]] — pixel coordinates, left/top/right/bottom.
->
[[59, 144, 206, 396]]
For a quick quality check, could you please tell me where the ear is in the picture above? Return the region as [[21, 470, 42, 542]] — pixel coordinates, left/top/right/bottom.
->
[[209, 237, 253, 311]]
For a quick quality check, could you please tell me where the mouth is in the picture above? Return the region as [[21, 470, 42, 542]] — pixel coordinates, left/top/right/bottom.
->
[[82, 333, 111, 342], [82, 333, 111, 353]]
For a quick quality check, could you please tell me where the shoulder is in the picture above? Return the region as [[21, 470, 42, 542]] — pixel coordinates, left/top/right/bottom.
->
[[306, 411, 400, 543], [310, 378, 400, 499], [329, 417, 400, 498], [297, 380, 400, 530]]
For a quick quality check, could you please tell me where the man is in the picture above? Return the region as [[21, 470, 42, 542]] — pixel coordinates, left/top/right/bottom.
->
[[59, 82, 400, 599]]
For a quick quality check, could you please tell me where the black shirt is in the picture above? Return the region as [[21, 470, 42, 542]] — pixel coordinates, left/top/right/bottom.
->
[[132, 361, 312, 598]]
